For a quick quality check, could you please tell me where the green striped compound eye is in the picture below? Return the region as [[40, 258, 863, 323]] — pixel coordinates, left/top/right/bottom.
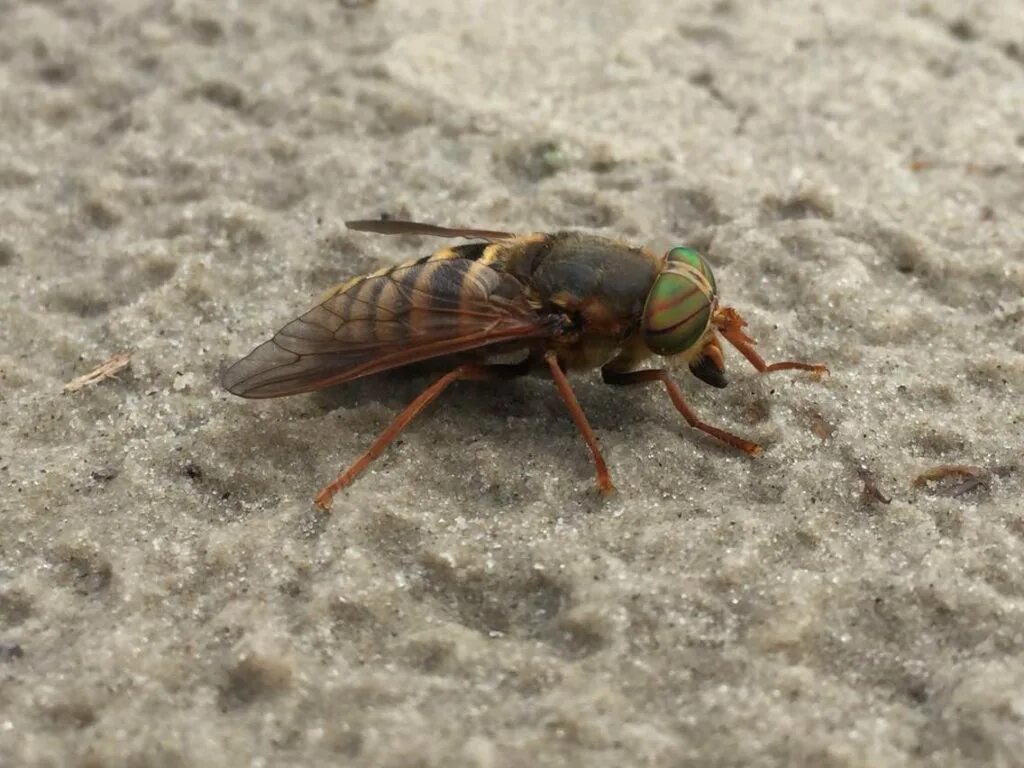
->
[[642, 247, 718, 356], [667, 246, 716, 292]]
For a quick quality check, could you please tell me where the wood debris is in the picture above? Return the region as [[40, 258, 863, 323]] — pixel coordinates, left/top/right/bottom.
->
[[912, 464, 989, 497], [63, 351, 133, 393]]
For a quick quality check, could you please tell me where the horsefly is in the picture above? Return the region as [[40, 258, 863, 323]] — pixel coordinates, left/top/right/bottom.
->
[[223, 219, 828, 509]]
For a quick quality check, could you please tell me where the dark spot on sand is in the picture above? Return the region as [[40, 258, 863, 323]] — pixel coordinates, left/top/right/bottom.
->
[[0, 590, 32, 627], [946, 18, 976, 42], [182, 461, 204, 482], [760, 190, 834, 222], [0, 643, 24, 661], [218, 654, 293, 709], [0, 241, 15, 266], [198, 80, 247, 112]]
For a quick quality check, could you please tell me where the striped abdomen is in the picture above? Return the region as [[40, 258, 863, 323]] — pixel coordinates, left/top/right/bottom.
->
[[221, 244, 549, 398]]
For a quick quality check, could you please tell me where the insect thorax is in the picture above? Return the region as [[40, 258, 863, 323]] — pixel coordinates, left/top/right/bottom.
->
[[503, 233, 660, 322]]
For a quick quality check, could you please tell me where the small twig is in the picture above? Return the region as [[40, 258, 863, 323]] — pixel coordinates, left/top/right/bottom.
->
[[807, 411, 835, 441], [858, 466, 892, 506], [63, 351, 133, 393], [912, 464, 989, 497]]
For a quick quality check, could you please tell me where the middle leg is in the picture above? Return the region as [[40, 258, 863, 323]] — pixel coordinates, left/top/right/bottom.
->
[[544, 350, 614, 494]]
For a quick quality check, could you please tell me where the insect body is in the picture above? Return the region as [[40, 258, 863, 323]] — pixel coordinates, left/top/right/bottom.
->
[[223, 219, 828, 509]]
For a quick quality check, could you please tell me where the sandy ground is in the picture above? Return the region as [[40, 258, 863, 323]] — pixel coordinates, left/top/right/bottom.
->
[[2, 1, 1023, 766]]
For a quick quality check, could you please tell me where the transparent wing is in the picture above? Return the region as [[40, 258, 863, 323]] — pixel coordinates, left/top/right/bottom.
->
[[345, 219, 515, 241], [223, 258, 550, 398]]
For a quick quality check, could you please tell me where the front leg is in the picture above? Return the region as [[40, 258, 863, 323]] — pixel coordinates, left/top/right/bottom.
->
[[715, 306, 829, 376], [601, 367, 762, 455]]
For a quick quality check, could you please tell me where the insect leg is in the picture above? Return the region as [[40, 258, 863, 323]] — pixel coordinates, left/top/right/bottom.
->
[[715, 307, 829, 375], [543, 350, 614, 495], [314, 363, 501, 510], [601, 368, 762, 456]]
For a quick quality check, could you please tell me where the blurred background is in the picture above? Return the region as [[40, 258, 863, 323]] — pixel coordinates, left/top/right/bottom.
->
[[2, 1, 1022, 766]]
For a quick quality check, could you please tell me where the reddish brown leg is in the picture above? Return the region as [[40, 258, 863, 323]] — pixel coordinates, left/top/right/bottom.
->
[[715, 306, 829, 375], [602, 368, 762, 456], [544, 351, 614, 495], [314, 363, 502, 510]]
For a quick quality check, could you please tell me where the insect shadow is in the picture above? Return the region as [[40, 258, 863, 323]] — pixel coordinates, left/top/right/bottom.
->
[[309, 363, 649, 426], [306, 365, 688, 493]]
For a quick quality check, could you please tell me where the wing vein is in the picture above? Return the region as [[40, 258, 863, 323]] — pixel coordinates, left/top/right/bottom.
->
[[222, 256, 550, 398]]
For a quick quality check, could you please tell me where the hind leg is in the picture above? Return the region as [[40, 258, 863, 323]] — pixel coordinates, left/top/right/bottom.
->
[[315, 361, 529, 510]]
